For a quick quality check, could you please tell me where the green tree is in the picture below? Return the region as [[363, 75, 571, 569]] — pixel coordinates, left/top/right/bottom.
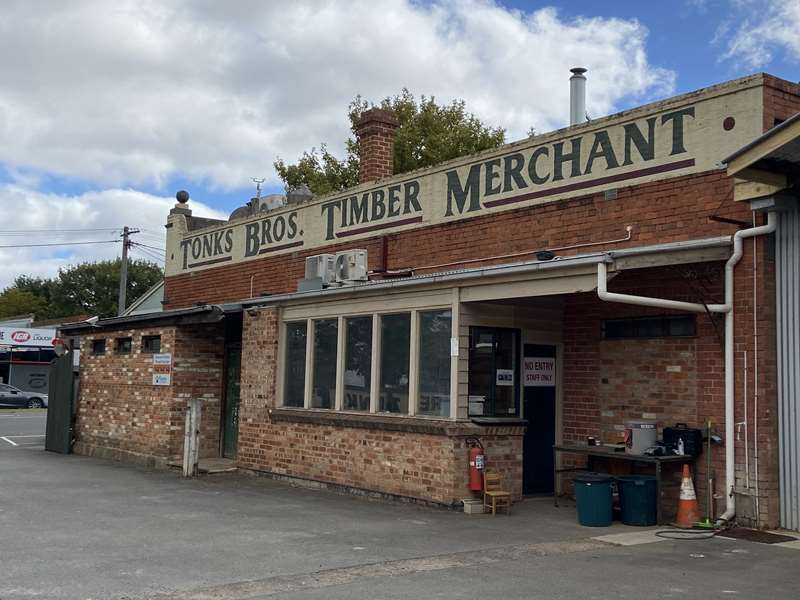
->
[[0, 259, 163, 320], [0, 288, 48, 320], [274, 89, 506, 196]]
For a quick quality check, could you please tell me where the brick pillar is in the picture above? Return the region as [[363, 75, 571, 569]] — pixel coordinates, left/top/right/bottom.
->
[[356, 108, 399, 184]]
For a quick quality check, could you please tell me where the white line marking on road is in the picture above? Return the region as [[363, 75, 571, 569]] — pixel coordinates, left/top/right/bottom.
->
[[5, 434, 45, 438], [1, 436, 19, 446]]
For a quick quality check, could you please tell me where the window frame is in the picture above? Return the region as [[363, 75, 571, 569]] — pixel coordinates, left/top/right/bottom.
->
[[141, 335, 161, 354], [602, 315, 697, 340], [278, 304, 455, 420], [91, 339, 106, 355], [114, 337, 133, 355]]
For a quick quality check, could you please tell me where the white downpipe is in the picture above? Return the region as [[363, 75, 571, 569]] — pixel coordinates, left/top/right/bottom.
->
[[718, 211, 776, 524], [596, 210, 777, 526]]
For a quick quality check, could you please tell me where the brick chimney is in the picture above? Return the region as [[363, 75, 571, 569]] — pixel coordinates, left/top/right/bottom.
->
[[356, 107, 399, 184]]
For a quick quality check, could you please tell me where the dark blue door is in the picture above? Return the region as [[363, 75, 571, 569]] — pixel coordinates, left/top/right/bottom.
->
[[523, 344, 557, 495]]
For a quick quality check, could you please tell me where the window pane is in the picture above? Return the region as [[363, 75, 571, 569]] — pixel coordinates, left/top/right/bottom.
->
[[379, 313, 410, 413], [142, 335, 161, 353], [344, 316, 372, 411], [493, 329, 518, 416], [468, 330, 494, 417], [284, 322, 307, 407], [311, 319, 338, 409], [418, 310, 451, 417]]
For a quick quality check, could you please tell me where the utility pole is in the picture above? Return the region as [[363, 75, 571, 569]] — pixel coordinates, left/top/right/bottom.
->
[[118, 226, 140, 316]]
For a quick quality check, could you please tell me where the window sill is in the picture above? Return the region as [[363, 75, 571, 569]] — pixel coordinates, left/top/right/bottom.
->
[[269, 408, 526, 436]]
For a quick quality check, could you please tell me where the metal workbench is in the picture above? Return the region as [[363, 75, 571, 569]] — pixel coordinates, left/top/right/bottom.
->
[[553, 444, 695, 525]]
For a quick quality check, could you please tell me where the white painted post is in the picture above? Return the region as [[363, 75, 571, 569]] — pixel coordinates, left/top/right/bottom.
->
[[182, 400, 192, 477], [183, 398, 202, 477]]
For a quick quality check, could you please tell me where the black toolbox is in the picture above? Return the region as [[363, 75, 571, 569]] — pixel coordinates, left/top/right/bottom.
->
[[663, 423, 703, 456]]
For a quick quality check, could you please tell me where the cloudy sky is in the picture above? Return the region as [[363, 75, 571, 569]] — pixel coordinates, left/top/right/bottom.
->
[[0, 0, 798, 289]]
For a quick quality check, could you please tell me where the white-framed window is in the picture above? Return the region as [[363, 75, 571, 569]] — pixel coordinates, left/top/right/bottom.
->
[[343, 315, 372, 411], [279, 305, 454, 419], [283, 321, 307, 408], [417, 309, 452, 417]]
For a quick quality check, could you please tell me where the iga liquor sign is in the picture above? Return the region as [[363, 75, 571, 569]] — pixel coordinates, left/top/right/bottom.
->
[[0, 327, 56, 348]]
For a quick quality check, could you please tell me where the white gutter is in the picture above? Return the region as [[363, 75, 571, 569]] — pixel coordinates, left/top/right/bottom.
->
[[597, 212, 777, 525]]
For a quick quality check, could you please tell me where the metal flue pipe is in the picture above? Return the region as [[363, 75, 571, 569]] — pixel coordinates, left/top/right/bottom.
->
[[569, 67, 587, 126]]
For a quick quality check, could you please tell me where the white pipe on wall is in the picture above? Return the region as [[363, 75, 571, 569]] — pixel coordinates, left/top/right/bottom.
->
[[718, 211, 776, 524], [596, 210, 777, 526]]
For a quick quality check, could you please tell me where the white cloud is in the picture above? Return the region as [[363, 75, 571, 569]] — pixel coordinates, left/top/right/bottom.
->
[[0, 0, 673, 191], [0, 0, 674, 289], [0, 185, 224, 289], [719, 0, 800, 67]]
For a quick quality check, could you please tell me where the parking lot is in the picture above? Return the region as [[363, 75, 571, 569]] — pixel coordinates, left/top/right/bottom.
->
[[0, 409, 46, 449], [1, 412, 799, 600]]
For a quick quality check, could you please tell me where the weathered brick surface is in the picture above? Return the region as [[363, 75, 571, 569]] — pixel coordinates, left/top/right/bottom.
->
[[235, 307, 523, 505], [75, 323, 224, 464], [562, 250, 778, 526]]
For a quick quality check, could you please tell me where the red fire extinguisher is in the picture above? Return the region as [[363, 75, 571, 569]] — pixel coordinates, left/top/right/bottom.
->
[[467, 437, 485, 491]]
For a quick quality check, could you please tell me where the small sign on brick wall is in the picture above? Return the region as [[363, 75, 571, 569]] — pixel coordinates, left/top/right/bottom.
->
[[152, 353, 172, 386]]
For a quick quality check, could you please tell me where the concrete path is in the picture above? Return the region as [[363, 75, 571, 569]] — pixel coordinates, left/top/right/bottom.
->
[[0, 418, 798, 599]]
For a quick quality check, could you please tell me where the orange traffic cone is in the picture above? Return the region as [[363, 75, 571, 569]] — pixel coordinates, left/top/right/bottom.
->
[[675, 464, 701, 528]]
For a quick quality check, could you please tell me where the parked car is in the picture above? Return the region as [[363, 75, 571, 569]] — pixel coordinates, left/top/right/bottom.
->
[[0, 384, 48, 408]]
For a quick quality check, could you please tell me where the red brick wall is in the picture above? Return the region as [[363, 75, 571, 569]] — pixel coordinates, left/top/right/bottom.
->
[[235, 306, 523, 506], [75, 323, 225, 465], [562, 250, 778, 526], [762, 75, 800, 131], [164, 170, 749, 309]]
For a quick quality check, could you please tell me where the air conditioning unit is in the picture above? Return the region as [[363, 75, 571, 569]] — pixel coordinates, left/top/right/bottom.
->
[[334, 250, 368, 282], [304, 254, 335, 285]]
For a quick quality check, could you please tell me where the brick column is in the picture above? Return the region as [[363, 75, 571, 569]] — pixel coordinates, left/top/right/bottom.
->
[[356, 108, 399, 184], [237, 307, 279, 466]]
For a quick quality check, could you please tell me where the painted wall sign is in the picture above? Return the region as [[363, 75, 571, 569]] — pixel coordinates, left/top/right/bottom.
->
[[524, 357, 556, 387], [0, 327, 57, 348], [165, 80, 763, 276]]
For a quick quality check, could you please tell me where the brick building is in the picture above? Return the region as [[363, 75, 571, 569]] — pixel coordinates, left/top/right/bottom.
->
[[64, 72, 800, 530]]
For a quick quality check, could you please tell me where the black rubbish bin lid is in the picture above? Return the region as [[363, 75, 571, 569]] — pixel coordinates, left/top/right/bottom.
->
[[575, 473, 614, 484]]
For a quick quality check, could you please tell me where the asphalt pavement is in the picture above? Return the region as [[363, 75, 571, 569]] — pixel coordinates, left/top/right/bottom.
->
[[0, 408, 46, 448], [0, 412, 799, 600]]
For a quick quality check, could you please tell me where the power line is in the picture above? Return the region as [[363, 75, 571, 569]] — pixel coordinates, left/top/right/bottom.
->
[[132, 241, 166, 254], [0, 227, 124, 234], [0, 239, 120, 248], [130, 245, 165, 264]]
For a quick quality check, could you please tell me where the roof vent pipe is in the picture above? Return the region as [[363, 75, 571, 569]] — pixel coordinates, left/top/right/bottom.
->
[[569, 67, 587, 126]]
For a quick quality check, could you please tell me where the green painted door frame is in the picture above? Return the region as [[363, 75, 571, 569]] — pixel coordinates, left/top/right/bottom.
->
[[222, 344, 241, 459]]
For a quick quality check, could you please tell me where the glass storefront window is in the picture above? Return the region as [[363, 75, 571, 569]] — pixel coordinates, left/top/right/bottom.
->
[[344, 316, 372, 411], [283, 322, 307, 407], [379, 313, 410, 413], [417, 310, 451, 417], [311, 319, 338, 409], [468, 327, 519, 417]]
